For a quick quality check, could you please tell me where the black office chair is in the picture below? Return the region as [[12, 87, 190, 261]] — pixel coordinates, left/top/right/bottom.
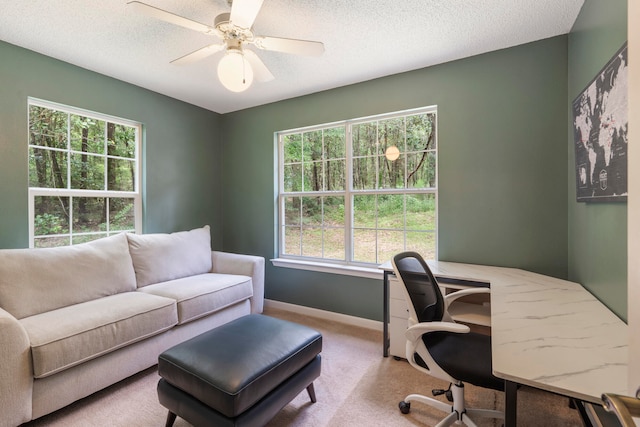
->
[[391, 252, 504, 427]]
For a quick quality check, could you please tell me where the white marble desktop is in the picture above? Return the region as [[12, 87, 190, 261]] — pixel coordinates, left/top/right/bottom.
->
[[424, 261, 629, 404]]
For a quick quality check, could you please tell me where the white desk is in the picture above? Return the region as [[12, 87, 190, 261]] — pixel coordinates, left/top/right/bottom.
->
[[380, 260, 629, 426]]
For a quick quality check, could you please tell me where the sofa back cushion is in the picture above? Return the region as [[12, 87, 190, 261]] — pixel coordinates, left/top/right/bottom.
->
[[0, 233, 137, 319], [126, 225, 212, 288]]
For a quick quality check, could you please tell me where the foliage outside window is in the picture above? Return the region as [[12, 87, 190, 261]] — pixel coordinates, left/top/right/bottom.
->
[[28, 99, 142, 247], [278, 106, 437, 265]]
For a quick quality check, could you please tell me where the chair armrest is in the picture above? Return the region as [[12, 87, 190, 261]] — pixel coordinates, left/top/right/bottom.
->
[[405, 321, 470, 342], [443, 288, 491, 325], [404, 321, 472, 381], [0, 308, 33, 426], [211, 251, 265, 313], [444, 288, 491, 307], [443, 287, 490, 305]]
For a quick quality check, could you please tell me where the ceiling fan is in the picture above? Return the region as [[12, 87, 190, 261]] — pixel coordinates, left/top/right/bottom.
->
[[128, 0, 325, 92]]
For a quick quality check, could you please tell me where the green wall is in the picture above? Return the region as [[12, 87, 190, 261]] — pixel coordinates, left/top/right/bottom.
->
[[0, 40, 223, 249], [1, 1, 628, 323], [568, 0, 628, 320], [221, 36, 569, 321]]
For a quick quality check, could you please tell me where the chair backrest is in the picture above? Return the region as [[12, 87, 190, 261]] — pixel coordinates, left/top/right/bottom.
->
[[392, 252, 445, 323]]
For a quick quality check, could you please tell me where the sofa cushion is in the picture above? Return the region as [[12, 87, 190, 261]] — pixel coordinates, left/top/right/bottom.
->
[[137, 273, 253, 325], [20, 292, 178, 378], [127, 226, 212, 288], [0, 233, 137, 319]]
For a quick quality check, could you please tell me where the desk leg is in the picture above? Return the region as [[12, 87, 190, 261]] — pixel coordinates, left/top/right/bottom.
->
[[383, 271, 390, 357], [505, 380, 518, 427]]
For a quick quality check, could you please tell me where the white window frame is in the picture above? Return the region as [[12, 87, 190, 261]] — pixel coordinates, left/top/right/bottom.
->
[[27, 98, 142, 247], [275, 106, 437, 273]]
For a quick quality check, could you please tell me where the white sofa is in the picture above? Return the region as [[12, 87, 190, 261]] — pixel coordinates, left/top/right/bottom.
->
[[0, 226, 265, 427]]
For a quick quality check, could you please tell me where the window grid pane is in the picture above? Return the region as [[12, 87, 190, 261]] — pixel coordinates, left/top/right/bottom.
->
[[29, 106, 68, 149], [70, 115, 106, 154], [33, 195, 70, 236], [29, 148, 69, 188]]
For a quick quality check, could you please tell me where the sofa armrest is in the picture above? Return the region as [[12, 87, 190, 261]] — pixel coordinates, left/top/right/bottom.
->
[[211, 251, 265, 314], [0, 308, 33, 426]]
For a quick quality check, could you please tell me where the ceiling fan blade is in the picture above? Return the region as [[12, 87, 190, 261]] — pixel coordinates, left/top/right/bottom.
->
[[229, 0, 264, 29], [253, 36, 324, 56], [128, 1, 215, 35], [244, 50, 274, 82], [171, 44, 225, 65]]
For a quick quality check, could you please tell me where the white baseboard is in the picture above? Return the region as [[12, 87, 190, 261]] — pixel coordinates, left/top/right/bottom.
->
[[264, 299, 383, 332]]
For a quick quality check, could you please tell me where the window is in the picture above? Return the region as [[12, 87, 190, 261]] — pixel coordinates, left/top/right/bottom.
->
[[277, 106, 437, 266], [28, 98, 142, 247]]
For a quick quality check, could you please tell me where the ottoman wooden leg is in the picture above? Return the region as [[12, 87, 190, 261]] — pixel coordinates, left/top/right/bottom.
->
[[307, 383, 317, 403], [165, 411, 177, 427]]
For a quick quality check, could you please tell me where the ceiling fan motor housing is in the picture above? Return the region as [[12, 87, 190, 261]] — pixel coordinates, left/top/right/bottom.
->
[[215, 12, 254, 43]]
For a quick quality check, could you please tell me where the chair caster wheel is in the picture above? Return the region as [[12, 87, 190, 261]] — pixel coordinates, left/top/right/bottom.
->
[[399, 401, 411, 414]]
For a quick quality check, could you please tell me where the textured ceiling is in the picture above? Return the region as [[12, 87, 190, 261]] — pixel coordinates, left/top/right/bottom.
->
[[0, 0, 584, 114]]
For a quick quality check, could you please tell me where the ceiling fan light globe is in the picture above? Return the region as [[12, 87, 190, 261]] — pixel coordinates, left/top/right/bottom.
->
[[217, 51, 254, 92]]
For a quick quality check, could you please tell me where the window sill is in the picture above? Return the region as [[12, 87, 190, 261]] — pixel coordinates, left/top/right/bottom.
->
[[271, 258, 384, 280]]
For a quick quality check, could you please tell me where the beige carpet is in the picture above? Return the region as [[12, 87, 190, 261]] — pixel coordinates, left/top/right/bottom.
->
[[23, 307, 582, 427]]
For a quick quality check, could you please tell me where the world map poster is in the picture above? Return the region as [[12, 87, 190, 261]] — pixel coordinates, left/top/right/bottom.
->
[[573, 43, 628, 202]]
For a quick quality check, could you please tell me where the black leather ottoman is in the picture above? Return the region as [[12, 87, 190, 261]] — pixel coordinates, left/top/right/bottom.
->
[[157, 314, 322, 427]]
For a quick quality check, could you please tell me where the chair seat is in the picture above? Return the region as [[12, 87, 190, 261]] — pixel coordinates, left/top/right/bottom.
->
[[421, 331, 503, 391]]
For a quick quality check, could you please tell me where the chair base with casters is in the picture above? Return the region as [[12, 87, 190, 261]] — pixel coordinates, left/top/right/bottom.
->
[[399, 380, 503, 427]]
